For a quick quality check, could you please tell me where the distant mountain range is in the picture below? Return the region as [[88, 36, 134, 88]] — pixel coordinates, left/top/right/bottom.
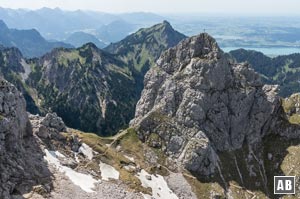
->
[[97, 20, 137, 43], [1, 7, 300, 52], [0, 7, 116, 40], [0, 7, 165, 44], [0, 20, 73, 57], [0, 15, 299, 135], [65, 32, 106, 48]]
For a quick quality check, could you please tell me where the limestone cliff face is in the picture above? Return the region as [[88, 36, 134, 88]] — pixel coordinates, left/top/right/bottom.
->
[[0, 77, 31, 152], [0, 77, 50, 199], [131, 33, 282, 176]]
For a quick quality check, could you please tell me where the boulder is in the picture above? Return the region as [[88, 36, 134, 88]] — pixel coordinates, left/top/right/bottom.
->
[[41, 113, 66, 132]]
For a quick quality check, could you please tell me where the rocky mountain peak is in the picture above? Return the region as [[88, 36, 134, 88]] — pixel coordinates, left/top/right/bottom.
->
[[144, 20, 174, 34], [160, 20, 173, 30], [3, 46, 23, 60], [80, 42, 99, 50], [131, 33, 281, 176], [157, 33, 221, 71], [180, 33, 220, 57], [162, 20, 171, 25], [104, 21, 186, 65]]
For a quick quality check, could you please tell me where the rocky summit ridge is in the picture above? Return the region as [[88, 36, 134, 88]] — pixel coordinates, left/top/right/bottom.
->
[[130, 33, 300, 197], [132, 32, 279, 154]]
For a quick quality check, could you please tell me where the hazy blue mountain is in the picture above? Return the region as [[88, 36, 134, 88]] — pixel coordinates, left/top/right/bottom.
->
[[0, 7, 117, 40], [65, 32, 106, 48], [119, 12, 166, 25], [2, 7, 300, 51], [0, 7, 166, 42], [0, 20, 73, 57], [97, 20, 137, 43]]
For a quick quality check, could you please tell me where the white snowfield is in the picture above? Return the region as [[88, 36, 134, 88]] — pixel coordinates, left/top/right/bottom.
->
[[136, 169, 178, 199], [78, 143, 94, 160], [99, 162, 120, 181], [44, 149, 99, 193]]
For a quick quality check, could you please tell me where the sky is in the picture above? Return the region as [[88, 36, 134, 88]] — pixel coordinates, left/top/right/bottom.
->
[[0, 0, 300, 15]]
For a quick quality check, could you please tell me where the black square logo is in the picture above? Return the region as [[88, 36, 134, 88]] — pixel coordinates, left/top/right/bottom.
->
[[274, 176, 295, 194]]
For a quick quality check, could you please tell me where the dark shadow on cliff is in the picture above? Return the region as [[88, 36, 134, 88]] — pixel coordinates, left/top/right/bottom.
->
[[1, 129, 54, 198], [189, 121, 300, 199]]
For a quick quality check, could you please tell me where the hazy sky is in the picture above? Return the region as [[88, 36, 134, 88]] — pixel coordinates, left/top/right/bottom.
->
[[1, 0, 300, 15]]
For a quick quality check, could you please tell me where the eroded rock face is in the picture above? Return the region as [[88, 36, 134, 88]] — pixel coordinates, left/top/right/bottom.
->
[[0, 77, 31, 153], [131, 33, 282, 175], [0, 77, 51, 199]]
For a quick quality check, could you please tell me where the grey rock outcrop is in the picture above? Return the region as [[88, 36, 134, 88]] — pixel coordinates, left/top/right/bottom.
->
[[131, 33, 282, 176], [0, 77, 51, 199], [30, 113, 66, 139], [41, 113, 66, 132], [0, 77, 31, 152]]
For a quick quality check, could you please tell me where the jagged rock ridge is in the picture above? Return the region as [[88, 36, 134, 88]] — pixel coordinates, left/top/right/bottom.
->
[[130, 33, 300, 194]]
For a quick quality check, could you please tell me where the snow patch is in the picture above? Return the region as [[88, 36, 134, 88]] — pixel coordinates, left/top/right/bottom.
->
[[78, 143, 94, 160], [74, 152, 80, 163], [99, 162, 120, 181], [124, 165, 136, 171], [44, 149, 99, 193], [55, 151, 66, 158], [136, 170, 178, 199]]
